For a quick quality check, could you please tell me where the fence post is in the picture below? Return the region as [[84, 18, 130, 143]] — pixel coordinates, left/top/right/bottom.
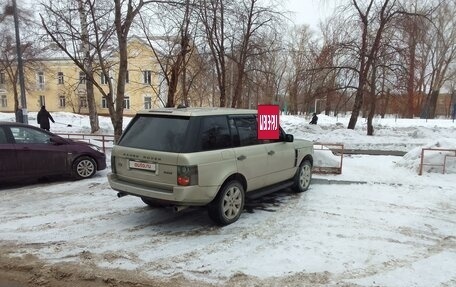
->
[[419, 148, 424, 176]]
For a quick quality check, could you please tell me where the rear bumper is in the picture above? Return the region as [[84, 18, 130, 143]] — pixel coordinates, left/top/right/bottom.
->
[[107, 173, 216, 205]]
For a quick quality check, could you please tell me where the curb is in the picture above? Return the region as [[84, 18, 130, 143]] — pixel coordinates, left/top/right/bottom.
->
[[312, 177, 368, 185]]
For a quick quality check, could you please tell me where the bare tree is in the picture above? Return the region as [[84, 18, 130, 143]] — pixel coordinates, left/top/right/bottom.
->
[[198, 0, 229, 107], [0, 3, 39, 121], [285, 25, 316, 114], [346, 0, 396, 131], [40, 0, 117, 133], [139, 0, 196, 108], [420, 1, 456, 119], [41, 0, 159, 140], [229, 0, 279, 108]]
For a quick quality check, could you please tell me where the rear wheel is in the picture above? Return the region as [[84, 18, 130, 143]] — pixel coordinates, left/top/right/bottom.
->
[[293, 160, 312, 192], [208, 180, 245, 226], [72, 156, 97, 179]]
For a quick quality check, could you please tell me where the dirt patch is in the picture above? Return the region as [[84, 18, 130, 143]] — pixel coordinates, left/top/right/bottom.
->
[[0, 253, 215, 287], [0, 251, 355, 287]]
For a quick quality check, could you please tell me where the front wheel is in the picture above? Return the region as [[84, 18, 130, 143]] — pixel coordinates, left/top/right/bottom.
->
[[208, 180, 245, 226], [293, 160, 312, 193], [72, 156, 97, 179]]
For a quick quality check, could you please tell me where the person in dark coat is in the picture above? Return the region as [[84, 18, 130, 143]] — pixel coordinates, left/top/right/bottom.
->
[[37, 106, 55, 131], [309, 113, 318, 125]]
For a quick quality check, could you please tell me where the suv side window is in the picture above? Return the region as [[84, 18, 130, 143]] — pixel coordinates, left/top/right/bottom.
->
[[200, 116, 231, 151], [231, 115, 259, 147]]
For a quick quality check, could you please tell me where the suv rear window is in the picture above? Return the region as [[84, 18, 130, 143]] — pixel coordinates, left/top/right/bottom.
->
[[118, 115, 190, 152]]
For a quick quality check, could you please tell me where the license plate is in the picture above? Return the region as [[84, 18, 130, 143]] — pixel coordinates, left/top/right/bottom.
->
[[129, 160, 156, 171]]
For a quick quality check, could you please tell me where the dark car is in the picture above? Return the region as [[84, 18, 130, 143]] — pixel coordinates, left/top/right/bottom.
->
[[0, 121, 106, 182]]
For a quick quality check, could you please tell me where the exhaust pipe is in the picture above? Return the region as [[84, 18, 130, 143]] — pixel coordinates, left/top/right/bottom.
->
[[117, 192, 127, 198], [173, 205, 189, 213]]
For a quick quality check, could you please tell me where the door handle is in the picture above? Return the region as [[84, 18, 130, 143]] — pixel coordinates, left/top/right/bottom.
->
[[268, 150, 275, 155], [237, 155, 247, 161]]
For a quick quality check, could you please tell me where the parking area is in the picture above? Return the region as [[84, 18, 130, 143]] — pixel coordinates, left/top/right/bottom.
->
[[1, 155, 456, 287]]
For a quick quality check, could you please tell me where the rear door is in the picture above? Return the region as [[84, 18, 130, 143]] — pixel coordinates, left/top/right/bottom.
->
[[0, 126, 18, 180], [10, 126, 68, 178], [230, 115, 268, 192]]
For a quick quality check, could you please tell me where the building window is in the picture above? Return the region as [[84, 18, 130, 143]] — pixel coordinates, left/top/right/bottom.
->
[[123, 97, 130, 109], [79, 96, 88, 108], [0, 72, 5, 85], [125, 70, 129, 84], [79, 72, 86, 84], [37, 71, 45, 89], [39, 95, 45, 107], [58, 72, 64, 84], [143, 70, 151, 84], [101, 72, 110, 85], [0, 95, 7, 107], [101, 97, 108, 109], [144, 96, 151, 109], [59, 96, 66, 108]]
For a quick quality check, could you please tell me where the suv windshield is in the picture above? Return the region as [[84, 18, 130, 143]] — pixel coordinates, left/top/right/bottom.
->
[[119, 115, 189, 152]]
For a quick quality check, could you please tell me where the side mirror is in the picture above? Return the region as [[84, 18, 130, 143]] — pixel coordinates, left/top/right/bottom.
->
[[285, 134, 294, 142], [50, 136, 67, 145]]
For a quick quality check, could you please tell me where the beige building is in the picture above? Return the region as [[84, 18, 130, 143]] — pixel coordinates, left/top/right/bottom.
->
[[0, 37, 167, 116]]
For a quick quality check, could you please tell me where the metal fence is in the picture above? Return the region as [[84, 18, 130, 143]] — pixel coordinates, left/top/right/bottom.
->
[[55, 134, 346, 175], [57, 133, 115, 153], [312, 143, 344, 174], [419, 148, 456, 175]]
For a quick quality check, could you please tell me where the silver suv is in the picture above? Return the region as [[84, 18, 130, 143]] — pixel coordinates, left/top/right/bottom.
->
[[108, 107, 313, 225]]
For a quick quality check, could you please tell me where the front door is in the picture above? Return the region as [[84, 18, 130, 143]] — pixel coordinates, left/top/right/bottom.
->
[[0, 127, 18, 180], [10, 126, 68, 178]]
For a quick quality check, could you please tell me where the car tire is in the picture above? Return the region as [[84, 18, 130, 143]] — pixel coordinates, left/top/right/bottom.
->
[[72, 156, 97, 179], [208, 180, 245, 226], [293, 160, 312, 193]]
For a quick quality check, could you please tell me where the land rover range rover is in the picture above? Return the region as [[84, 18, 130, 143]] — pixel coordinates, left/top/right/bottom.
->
[[108, 107, 313, 226]]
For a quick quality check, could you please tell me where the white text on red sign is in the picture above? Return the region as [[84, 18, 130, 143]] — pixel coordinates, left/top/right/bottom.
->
[[259, 115, 278, 131]]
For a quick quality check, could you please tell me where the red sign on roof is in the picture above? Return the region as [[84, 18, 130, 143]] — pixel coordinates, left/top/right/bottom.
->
[[258, 105, 279, 139]]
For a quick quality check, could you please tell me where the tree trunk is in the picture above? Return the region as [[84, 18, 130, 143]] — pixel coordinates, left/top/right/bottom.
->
[[231, 62, 244, 108], [348, 89, 364, 129], [427, 89, 439, 119], [406, 36, 416, 118], [86, 74, 99, 133], [113, 35, 128, 142], [367, 62, 377, 135], [78, 0, 99, 133]]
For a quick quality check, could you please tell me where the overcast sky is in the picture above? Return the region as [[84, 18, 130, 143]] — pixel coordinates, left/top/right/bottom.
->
[[284, 0, 337, 28]]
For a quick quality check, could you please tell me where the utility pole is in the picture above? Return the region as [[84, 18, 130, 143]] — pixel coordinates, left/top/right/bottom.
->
[[6, 0, 28, 123]]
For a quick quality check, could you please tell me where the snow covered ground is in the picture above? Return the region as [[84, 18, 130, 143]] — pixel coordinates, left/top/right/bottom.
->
[[1, 111, 456, 286]]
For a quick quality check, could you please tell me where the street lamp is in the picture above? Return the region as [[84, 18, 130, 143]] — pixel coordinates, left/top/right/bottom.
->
[[4, 0, 28, 123]]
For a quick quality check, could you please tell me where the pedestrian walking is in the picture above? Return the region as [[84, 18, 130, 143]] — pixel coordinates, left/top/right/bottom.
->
[[37, 105, 55, 131], [309, 113, 318, 125]]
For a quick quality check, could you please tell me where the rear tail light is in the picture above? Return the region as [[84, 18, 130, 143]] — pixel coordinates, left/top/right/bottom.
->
[[177, 165, 198, 186]]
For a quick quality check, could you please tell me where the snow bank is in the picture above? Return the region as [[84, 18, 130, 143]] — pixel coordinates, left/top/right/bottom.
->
[[395, 139, 456, 174]]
